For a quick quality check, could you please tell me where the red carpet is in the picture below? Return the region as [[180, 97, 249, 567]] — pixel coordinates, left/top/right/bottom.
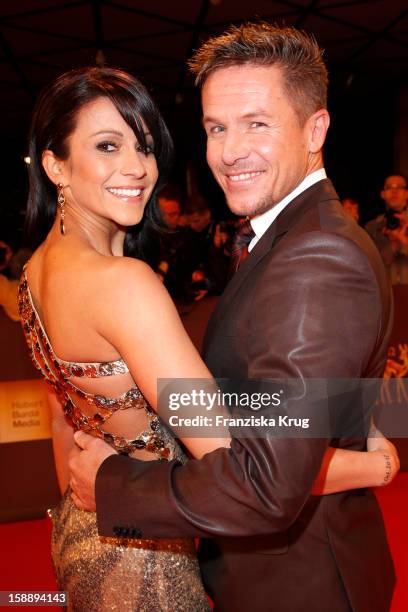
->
[[0, 473, 407, 610], [374, 473, 408, 612]]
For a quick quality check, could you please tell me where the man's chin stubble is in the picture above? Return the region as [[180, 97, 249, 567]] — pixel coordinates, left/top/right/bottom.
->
[[228, 196, 276, 218]]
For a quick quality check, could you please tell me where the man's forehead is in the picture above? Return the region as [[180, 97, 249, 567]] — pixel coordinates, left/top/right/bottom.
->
[[159, 198, 180, 209], [384, 175, 407, 187]]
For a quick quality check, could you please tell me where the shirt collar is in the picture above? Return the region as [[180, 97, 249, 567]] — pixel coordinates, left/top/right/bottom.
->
[[249, 168, 327, 251]]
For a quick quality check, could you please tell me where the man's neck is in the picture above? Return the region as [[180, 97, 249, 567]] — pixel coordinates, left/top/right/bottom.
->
[[249, 168, 327, 251]]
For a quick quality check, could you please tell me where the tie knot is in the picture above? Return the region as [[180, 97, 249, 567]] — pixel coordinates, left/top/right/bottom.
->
[[230, 219, 255, 274], [234, 219, 255, 248]]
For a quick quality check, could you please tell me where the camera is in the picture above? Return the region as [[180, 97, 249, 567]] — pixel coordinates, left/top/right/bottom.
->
[[384, 209, 401, 231]]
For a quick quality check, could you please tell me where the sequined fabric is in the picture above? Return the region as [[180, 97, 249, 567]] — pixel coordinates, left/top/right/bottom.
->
[[49, 490, 210, 612], [18, 273, 172, 458], [18, 272, 210, 611]]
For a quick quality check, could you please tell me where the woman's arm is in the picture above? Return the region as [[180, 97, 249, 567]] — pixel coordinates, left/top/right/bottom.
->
[[48, 390, 76, 494], [312, 433, 400, 495], [99, 258, 231, 459]]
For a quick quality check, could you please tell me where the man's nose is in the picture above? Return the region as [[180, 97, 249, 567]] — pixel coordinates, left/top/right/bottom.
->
[[221, 131, 250, 166]]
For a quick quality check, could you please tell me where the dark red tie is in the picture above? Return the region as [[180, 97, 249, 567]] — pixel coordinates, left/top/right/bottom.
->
[[230, 219, 255, 273]]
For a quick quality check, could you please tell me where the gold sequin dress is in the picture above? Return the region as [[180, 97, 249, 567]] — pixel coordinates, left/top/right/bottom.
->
[[18, 274, 210, 612]]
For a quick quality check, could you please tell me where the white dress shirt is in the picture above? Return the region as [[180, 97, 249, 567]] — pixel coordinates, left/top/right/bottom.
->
[[249, 168, 327, 252]]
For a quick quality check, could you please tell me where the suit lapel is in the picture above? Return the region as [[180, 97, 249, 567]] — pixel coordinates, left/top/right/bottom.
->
[[203, 179, 339, 353]]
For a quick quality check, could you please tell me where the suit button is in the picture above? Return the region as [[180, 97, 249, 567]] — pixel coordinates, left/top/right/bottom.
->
[[129, 528, 142, 538]]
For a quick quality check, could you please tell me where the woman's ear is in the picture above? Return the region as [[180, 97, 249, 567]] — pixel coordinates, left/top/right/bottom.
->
[[42, 150, 67, 186]]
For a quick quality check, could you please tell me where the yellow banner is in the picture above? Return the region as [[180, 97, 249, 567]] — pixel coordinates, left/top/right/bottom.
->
[[0, 379, 51, 443]]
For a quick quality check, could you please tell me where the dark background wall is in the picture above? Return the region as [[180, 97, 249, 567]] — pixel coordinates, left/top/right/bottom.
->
[[0, 0, 406, 247]]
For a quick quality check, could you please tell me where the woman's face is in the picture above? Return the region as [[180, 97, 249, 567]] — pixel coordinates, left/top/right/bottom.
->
[[54, 96, 159, 228]]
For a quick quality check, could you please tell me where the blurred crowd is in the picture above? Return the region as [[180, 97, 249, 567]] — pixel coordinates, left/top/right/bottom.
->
[[152, 184, 237, 303], [341, 174, 408, 285]]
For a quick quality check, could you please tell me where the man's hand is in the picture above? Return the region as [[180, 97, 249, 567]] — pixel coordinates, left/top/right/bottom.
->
[[68, 431, 117, 511]]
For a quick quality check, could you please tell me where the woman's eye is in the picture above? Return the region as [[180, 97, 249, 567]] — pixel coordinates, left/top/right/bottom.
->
[[96, 141, 117, 152], [136, 143, 154, 155]]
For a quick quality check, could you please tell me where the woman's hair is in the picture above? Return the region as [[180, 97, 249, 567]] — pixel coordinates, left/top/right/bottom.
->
[[26, 66, 173, 259]]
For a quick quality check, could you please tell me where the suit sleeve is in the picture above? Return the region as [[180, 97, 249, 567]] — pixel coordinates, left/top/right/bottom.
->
[[96, 231, 382, 539]]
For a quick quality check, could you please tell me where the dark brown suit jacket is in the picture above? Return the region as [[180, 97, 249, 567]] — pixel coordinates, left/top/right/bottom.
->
[[96, 179, 395, 611]]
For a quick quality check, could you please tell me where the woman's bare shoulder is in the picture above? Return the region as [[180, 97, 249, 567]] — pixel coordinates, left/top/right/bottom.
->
[[93, 255, 176, 323], [98, 255, 164, 297]]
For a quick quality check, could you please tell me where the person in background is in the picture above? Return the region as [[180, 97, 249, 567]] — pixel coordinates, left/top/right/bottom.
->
[[184, 193, 231, 299], [157, 183, 182, 230], [156, 184, 196, 300], [0, 240, 13, 274], [0, 242, 19, 321], [341, 196, 360, 223], [365, 174, 408, 284]]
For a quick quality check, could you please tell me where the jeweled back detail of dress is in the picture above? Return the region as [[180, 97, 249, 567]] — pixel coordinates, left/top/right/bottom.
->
[[18, 274, 178, 459], [18, 274, 210, 612]]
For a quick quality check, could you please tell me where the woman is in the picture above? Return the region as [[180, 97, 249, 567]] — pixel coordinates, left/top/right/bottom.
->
[[19, 67, 397, 611]]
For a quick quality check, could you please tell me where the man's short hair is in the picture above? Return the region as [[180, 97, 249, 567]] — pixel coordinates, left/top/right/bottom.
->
[[188, 21, 328, 125]]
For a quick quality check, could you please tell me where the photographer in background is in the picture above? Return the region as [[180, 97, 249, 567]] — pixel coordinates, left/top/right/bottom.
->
[[185, 194, 231, 300], [365, 174, 408, 284], [155, 184, 196, 300]]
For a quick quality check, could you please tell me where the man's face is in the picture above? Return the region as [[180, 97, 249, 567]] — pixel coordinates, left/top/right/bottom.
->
[[381, 175, 408, 212], [188, 209, 211, 232], [342, 198, 360, 223], [202, 64, 329, 217], [159, 197, 180, 229]]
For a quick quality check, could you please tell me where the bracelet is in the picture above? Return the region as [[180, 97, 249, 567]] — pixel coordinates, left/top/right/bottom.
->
[[383, 453, 392, 484]]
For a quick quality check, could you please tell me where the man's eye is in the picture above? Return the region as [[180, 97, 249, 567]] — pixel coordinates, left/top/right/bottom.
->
[[249, 122, 267, 129], [96, 141, 117, 152], [210, 125, 224, 134]]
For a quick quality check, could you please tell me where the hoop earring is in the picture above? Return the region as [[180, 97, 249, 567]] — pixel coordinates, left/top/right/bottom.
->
[[57, 183, 66, 235]]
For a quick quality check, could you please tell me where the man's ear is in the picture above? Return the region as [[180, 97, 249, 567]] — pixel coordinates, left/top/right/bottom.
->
[[307, 109, 330, 154], [42, 150, 67, 186]]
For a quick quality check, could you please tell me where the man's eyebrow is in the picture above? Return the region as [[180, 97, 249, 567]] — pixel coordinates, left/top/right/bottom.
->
[[202, 110, 271, 125], [241, 111, 271, 119], [202, 116, 218, 126]]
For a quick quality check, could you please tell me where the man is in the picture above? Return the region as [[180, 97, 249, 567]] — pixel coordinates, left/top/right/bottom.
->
[[341, 197, 360, 223], [158, 183, 183, 231], [184, 193, 231, 298], [70, 23, 395, 611], [155, 184, 196, 300], [365, 174, 408, 283]]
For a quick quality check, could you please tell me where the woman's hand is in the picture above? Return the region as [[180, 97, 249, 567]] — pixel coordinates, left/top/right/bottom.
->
[[312, 430, 400, 495], [367, 426, 400, 486]]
